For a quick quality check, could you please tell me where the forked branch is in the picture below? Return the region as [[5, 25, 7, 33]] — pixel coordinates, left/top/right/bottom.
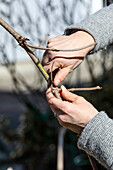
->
[[0, 16, 100, 92], [0, 16, 99, 170], [0, 17, 49, 81]]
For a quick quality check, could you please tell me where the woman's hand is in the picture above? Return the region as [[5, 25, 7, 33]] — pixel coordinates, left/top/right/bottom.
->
[[46, 86, 98, 134], [42, 31, 95, 86]]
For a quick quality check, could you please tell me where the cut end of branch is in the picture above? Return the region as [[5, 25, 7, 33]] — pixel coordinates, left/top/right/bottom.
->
[[96, 86, 102, 90]]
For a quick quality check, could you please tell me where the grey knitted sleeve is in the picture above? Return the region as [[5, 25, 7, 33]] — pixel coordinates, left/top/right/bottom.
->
[[78, 111, 113, 169], [64, 4, 113, 53]]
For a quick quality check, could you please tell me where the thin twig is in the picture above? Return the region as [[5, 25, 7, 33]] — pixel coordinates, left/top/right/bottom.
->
[[50, 61, 55, 85], [39, 34, 50, 47], [32, 34, 50, 52], [68, 86, 102, 91], [50, 62, 62, 100], [26, 42, 97, 52], [23, 44, 49, 81], [88, 155, 98, 170]]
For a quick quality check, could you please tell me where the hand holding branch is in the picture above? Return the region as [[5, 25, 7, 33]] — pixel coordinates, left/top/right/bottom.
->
[[42, 31, 96, 86], [46, 85, 98, 134]]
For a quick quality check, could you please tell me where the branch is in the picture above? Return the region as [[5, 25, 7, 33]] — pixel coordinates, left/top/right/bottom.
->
[[68, 86, 102, 91], [0, 17, 49, 81], [26, 41, 97, 52], [32, 34, 50, 52], [0, 17, 21, 41]]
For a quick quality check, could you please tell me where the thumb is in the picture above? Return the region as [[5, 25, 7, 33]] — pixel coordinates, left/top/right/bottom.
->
[[54, 67, 71, 86], [61, 85, 78, 102]]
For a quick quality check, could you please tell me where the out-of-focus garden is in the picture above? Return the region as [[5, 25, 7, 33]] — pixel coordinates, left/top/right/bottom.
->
[[0, 0, 113, 169]]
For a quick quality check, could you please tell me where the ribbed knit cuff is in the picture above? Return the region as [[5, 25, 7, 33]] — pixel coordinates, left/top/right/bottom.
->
[[77, 111, 113, 169]]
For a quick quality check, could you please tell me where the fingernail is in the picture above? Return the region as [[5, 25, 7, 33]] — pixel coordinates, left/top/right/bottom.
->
[[61, 85, 66, 91]]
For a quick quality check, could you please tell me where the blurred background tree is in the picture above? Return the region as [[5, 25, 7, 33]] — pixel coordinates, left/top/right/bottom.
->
[[0, 0, 113, 169]]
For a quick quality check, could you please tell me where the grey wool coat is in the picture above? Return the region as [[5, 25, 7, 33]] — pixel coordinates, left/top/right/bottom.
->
[[65, 4, 113, 170]]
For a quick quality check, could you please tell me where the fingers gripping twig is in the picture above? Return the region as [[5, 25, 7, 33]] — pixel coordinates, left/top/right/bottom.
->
[[50, 63, 102, 97], [50, 63, 102, 101]]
